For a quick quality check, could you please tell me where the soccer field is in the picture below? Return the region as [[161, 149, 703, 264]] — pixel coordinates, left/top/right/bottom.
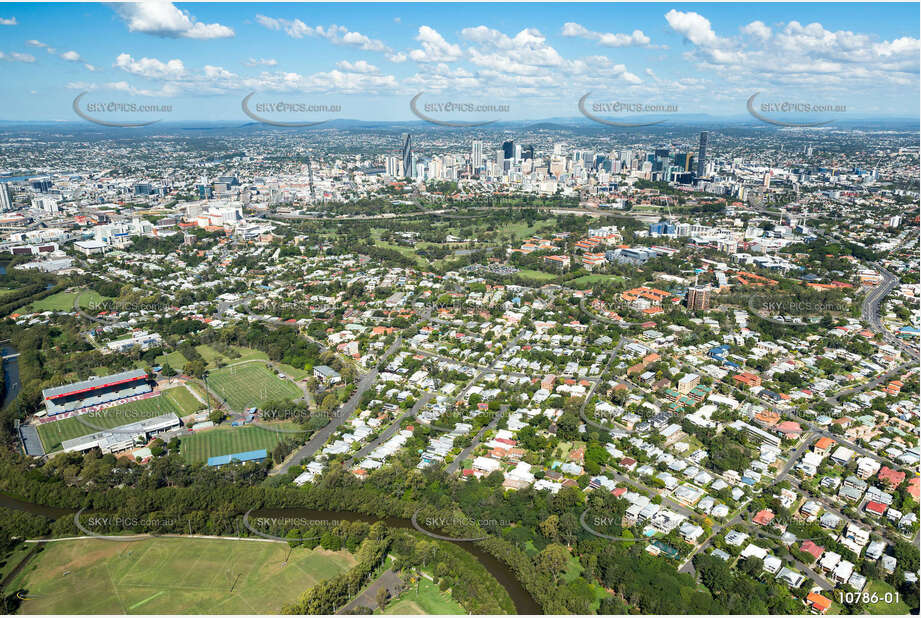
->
[[15, 537, 356, 614], [207, 362, 302, 412], [35, 395, 184, 453], [179, 425, 302, 464]]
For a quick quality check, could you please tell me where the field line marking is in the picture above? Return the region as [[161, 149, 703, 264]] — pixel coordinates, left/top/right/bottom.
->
[[127, 589, 166, 611]]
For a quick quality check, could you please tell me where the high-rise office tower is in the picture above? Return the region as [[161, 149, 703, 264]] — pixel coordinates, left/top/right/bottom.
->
[[495, 149, 504, 172], [401, 133, 413, 179], [687, 285, 711, 311], [523, 145, 534, 160], [513, 144, 522, 163], [674, 153, 692, 171], [696, 131, 709, 177], [0, 184, 10, 212], [471, 140, 483, 168], [502, 140, 514, 161], [385, 155, 401, 178]]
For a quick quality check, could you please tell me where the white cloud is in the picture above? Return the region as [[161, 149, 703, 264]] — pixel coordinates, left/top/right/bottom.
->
[[245, 57, 277, 67], [386, 51, 407, 63], [255, 16, 389, 52], [26, 39, 55, 54], [741, 21, 772, 41], [408, 26, 462, 62], [203, 65, 236, 80], [113, 2, 234, 39], [0, 51, 35, 62], [114, 53, 186, 79], [461, 26, 563, 65], [665, 10, 727, 47], [60, 50, 81, 62], [561, 22, 650, 47], [336, 60, 378, 73], [0, 17, 16, 26]]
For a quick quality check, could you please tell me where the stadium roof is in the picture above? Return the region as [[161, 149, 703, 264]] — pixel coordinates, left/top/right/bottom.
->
[[207, 449, 268, 467], [60, 412, 180, 453], [42, 369, 147, 401]]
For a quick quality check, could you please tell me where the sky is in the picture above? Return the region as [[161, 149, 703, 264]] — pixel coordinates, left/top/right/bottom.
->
[[0, 2, 918, 122]]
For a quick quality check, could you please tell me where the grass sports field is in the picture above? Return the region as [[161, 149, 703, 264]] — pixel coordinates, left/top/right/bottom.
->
[[379, 577, 465, 615], [25, 290, 112, 313], [15, 537, 356, 614], [35, 392, 193, 453], [162, 384, 206, 415], [179, 424, 302, 464], [207, 362, 301, 412]]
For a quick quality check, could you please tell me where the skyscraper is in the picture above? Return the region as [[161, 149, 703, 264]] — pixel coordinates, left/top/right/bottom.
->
[[401, 133, 413, 179], [471, 140, 483, 169], [0, 184, 10, 212], [674, 153, 692, 171], [696, 131, 709, 178], [502, 140, 514, 161]]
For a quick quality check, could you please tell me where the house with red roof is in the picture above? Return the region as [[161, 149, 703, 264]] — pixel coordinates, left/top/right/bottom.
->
[[776, 421, 802, 439], [753, 509, 775, 526], [806, 592, 832, 614], [800, 540, 824, 562], [907, 477, 920, 500], [877, 466, 906, 489], [865, 501, 887, 517]]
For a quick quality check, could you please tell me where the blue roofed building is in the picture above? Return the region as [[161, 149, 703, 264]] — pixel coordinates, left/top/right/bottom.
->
[[207, 448, 268, 467]]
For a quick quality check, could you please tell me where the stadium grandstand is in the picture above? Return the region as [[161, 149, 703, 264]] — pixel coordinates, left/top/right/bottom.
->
[[61, 412, 180, 454], [40, 369, 150, 416]]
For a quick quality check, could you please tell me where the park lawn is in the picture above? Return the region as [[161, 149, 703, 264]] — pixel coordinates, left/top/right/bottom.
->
[[162, 384, 205, 415], [15, 537, 355, 615], [380, 576, 466, 615], [25, 291, 79, 312], [496, 220, 545, 240], [864, 579, 910, 615], [207, 362, 301, 412], [179, 424, 302, 464], [231, 347, 270, 363], [0, 543, 33, 583], [156, 350, 189, 372], [36, 394, 183, 453], [567, 274, 625, 289], [76, 290, 111, 310], [516, 269, 557, 283], [196, 344, 226, 366], [277, 362, 310, 381]]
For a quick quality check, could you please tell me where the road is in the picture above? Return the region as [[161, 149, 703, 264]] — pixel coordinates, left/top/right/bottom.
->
[[445, 404, 508, 475], [346, 391, 433, 466], [336, 569, 402, 614], [272, 336, 403, 475]]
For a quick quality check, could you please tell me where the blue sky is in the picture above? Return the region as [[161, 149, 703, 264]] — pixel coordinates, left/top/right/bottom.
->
[[0, 2, 918, 121]]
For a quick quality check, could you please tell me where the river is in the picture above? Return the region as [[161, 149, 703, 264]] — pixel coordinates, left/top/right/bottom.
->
[[0, 494, 539, 614], [1, 345, 20, 410]]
